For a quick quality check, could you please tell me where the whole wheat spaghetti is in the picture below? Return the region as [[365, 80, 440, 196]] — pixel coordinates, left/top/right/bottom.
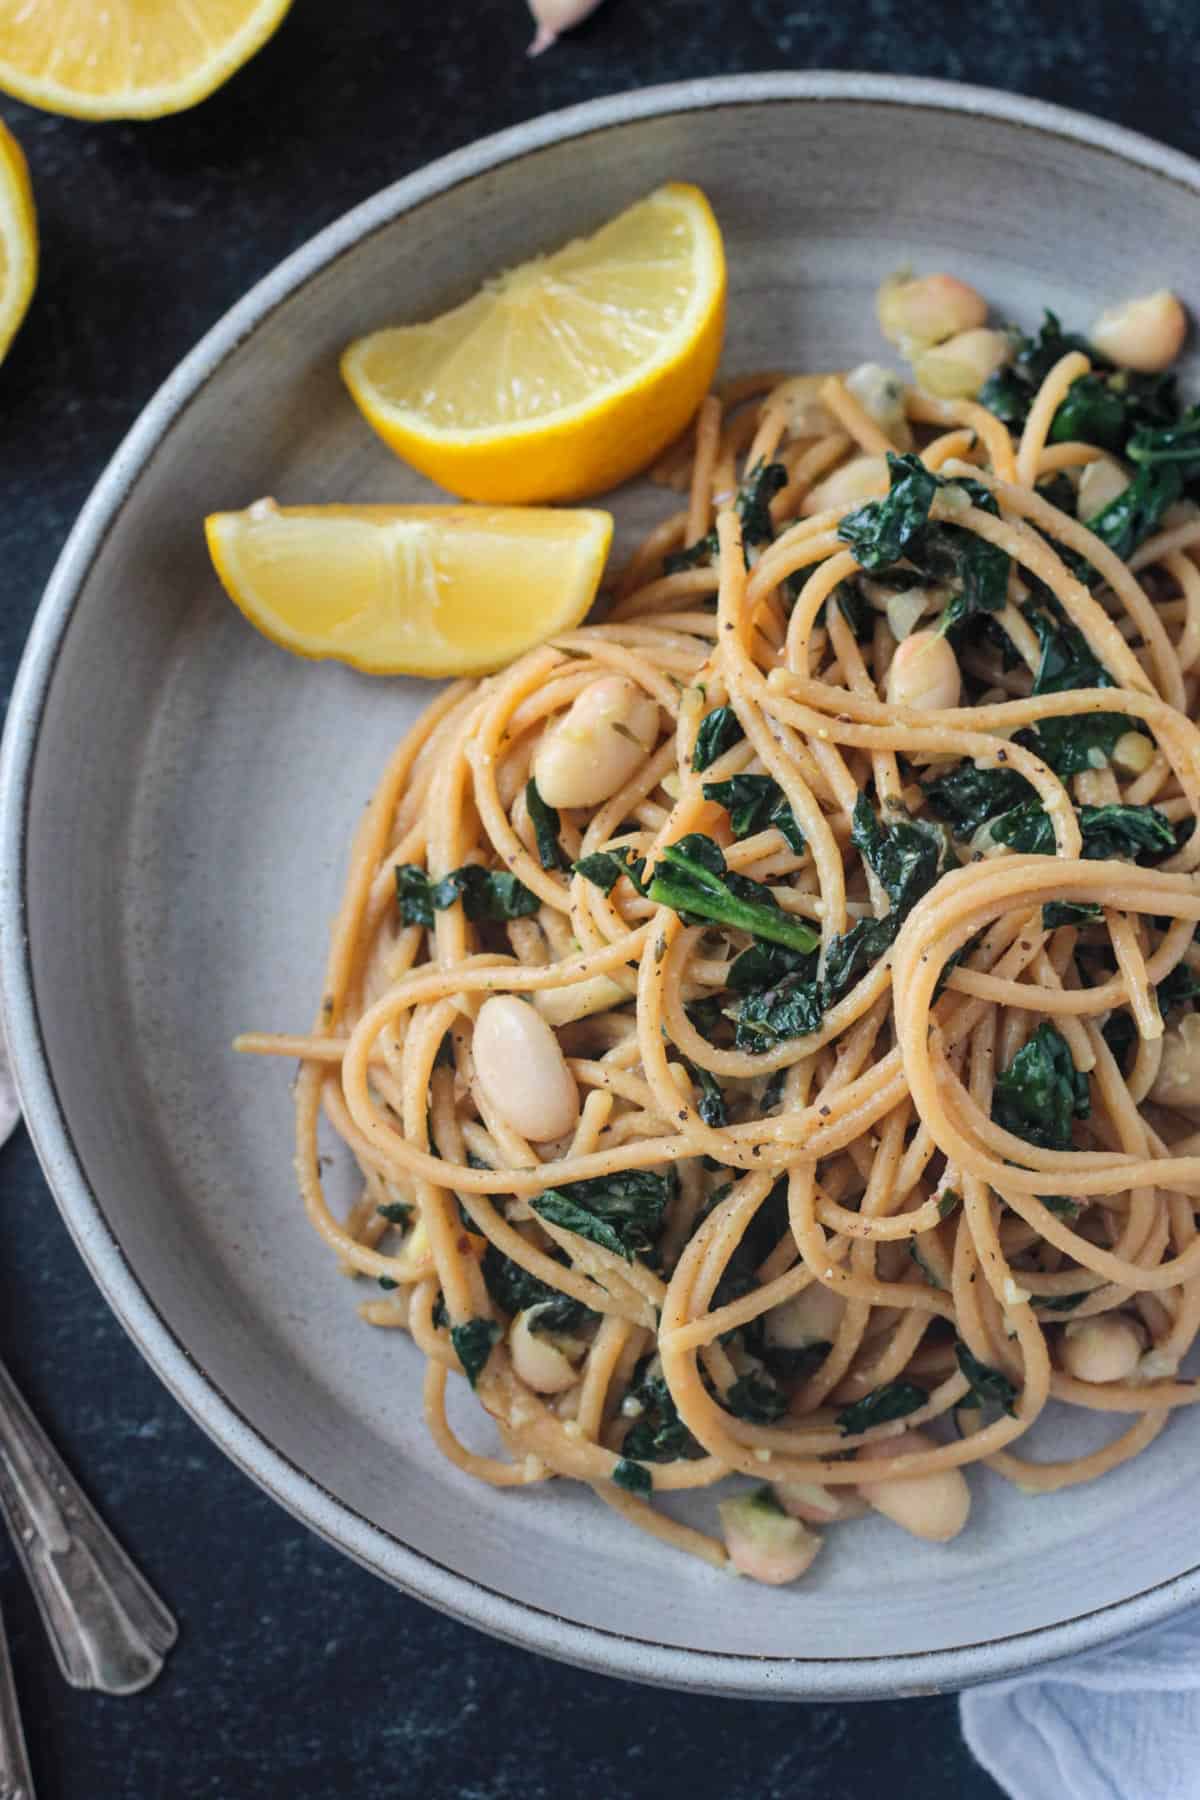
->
[[239, 287, 1200, 1579]]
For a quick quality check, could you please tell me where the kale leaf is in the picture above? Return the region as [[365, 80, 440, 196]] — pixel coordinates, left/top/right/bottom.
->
[[377, 1201, 413, 1227], [955, 1341, 1019, 1416], [572, 846, 649, 897], [821, 915, 898, 1006], [733, 971, 824, 1052], [1043, 900, 1102, 929], [647, 834, 821, 954], [395, 863, 436, 928], [990, 800, 1175, 861], [723, 1370, 788, 1423], [396, 862, 538, 925], [736, 458, 788, 548], [621, 1369, 705, 1464], [837, 452, 940, 570], [525, 778, 565, 871], [702, 773, 806, 853], [692, 705, 745, 771], [992, 1022, 1089, 1153], [851, 794, 958, 918], [481, 1244, 590, 1332], [921, 762, 1035, 835], [532, 1170, 672, 1263], [450, 1318, 502, 1388], [836, 1381, 926, 1436], [612, 1457, 652, 1496]]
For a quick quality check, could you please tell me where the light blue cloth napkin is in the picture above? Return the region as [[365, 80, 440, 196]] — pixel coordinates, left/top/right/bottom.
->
[[961, 1609, 1200, 1798]]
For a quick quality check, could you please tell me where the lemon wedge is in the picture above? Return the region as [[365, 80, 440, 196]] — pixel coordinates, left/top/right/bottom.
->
[[0, 118, 35, 363], [0, 0, 293, 119], [341, 182, 726, 504], [205, 501, 614, 677]]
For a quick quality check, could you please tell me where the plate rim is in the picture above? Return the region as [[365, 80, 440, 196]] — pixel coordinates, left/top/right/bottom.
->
[[4, 69, 1200, 1700]]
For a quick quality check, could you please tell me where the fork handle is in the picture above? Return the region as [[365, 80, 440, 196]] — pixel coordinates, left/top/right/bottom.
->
[[0, 1598, 34, 1800], [0, 1357, 176, 1694]]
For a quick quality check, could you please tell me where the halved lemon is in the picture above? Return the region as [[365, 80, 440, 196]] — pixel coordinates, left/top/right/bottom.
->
[[0, 118, 35, 363], [341, 182, 726, 504], [205, 501, 614, 677], [0, 0, 293, 120]]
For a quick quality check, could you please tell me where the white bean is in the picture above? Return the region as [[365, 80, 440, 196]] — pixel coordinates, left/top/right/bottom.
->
[[801, 454, 889, 517], [885, 629, 961, 711], [509, 1307, 579, 1394], [774, 1480, 869, 1524], [856, 1429, 971, 1542], [765, 1281, 845, 1350], [1060, 1315, 1144, 1384], [1090, 290, 1186, 373], [1076, 457, 1130, 522], [473, 995, 579, 1141], [1111, 730, 1155, 776], [718, 1490, 822, 1585], [845, 361, 912, 447], [913, 327, 1012, 399], [533, 676, 659, 810], [1150, 1012, 1200, 1110], [877, 273, 988, 351]]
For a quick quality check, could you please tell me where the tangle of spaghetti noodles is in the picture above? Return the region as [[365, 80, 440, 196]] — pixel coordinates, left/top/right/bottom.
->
[[239, 329, 1200, 1577]]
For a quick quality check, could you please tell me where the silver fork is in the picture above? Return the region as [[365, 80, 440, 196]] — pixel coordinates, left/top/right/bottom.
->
[[0, 1027, 176, 1794]]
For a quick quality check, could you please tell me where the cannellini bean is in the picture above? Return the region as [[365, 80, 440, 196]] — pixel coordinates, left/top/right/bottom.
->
[[772, 373, 838, 439], [774, 1480, 868, 1524], [845, 361, 912, 447], [473, 995, 580, 1141], [913, 327, 1012, 399], [718, 1490, 822, 1585], [885, 629, 961, 711], [1060, 1315, 1145, 1384], [801, 453, 889, 516], [877, 273, 988, 351], [509, 1307, 579, 1393], [1111, 730, 1155, 775], [856, 1429, 971, 1542], [533, 975, 629, 1028], [1091, 290, 1186, 373], [765, 1281, 845, 1349], [1150, 1012, 1200, 1110], [1077, 457, 1130, 522], [533, 675, 659, 810]]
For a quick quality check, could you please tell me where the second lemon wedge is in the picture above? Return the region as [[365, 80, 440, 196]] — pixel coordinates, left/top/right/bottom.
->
[[205, 502, 613, 677], [341, 183, 726, 504]]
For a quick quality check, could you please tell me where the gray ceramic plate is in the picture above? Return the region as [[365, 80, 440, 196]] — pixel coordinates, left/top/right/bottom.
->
[[4, 73, 1200, 1700]]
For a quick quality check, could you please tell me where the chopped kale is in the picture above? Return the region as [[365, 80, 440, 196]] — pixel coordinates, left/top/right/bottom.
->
[[821, 915, 897, 1005], [1085, 463, 1184, 564], [692, 705, 745, 772], [430, 864, 539, 922], [525, 778, 565, 871], [1157, 962, 1200, 1015], [450, 1318, 502, 1388], [612, 1457, 653, 1496], [395, 863, 436, 928], [1043, 900, 1102, 929], [664, 529, 719, 575], [702, 773, 806, 853], [955, 1341, 1019, 1416], [532, 1170, 672, 1263], [938, 1188, 962, 1219], [727, 940, 811, 993], [736, 458, 789, 548], [921, 761, 1035, 835], [734, 971, 824, 1051], [647, 834, 821, 954], [377, 1276, 398, 1291], [836, 1381, 926, 1436], [1126, 404, 1200, 476], [572, 846, 649, 897], [851, 794, 958, 919], [723, 1370, 788, 1423], [837, 452, 940, 571], [376, 1201, 413, 1227], [990, 800, 1176, 862], [481, 1244, 589, 1332], [621, 1369, 705, 1464], [992, 1022, 1089, 1154]]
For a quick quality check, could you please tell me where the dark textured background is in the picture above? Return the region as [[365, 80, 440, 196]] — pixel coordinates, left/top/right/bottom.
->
[[2, 2, 1195, 1793]]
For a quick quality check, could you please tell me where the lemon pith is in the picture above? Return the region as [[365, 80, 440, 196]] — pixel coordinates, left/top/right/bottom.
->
[[341, 183, 727, 504], [205, 502, 614, 678], [0, 0, 294, 120]]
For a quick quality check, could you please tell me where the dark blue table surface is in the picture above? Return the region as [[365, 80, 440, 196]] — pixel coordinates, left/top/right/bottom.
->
[[2, 3, 1195, 1793]]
